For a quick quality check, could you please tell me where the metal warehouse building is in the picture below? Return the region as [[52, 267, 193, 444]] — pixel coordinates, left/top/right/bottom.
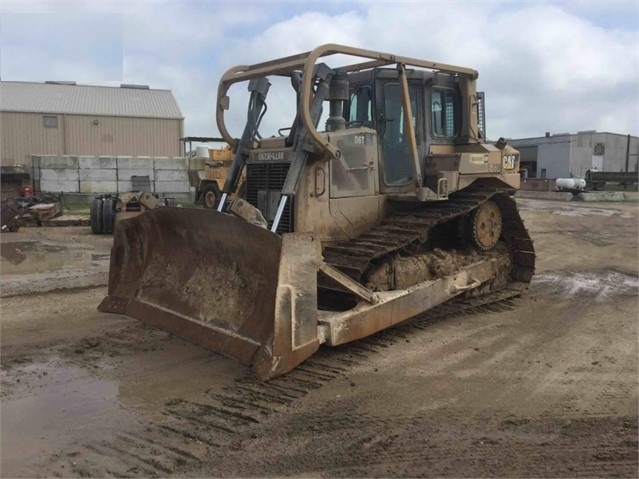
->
[[508, 131, 638, 179], [0, 81, 184, 167]]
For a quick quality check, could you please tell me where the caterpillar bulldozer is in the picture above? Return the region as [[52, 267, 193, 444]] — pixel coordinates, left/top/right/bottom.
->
[[99, 44, 535, 380]]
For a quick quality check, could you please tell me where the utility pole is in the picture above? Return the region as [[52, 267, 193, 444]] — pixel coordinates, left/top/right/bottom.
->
[[625, 134, 630, 172]]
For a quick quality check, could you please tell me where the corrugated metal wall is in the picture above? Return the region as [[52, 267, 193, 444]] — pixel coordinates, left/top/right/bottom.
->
[[1, 111, 65, 164], [1, 111, 182, 166]]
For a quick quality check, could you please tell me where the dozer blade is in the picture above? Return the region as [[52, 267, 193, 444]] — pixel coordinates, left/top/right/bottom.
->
[[98, 208, 321, 380]]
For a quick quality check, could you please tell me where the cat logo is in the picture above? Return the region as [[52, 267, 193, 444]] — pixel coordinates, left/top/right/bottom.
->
[[503, 155, 517, 170]]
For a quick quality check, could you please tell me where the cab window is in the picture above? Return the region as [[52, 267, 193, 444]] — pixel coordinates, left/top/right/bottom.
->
[[348, 87, 373, 125], [431, 88, 460, 137]]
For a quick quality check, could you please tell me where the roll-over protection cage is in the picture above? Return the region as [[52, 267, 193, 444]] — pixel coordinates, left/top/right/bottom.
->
[[216, 44, 480, 165]]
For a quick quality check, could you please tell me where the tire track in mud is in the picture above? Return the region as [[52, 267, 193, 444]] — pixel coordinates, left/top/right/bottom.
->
[[39, 292, 523, 477], [228, 408, 638, 478], [54, 411, 637, 479]]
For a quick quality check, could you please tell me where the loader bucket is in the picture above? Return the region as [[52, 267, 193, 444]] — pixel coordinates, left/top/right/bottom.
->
[[98, 208, 321, 380]]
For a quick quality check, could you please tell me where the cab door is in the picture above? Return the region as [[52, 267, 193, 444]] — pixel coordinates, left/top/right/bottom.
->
[[377, 80, 423, 193]]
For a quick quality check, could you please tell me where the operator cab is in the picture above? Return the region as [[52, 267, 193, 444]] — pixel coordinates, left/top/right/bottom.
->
[[345, 69, 464, 194]]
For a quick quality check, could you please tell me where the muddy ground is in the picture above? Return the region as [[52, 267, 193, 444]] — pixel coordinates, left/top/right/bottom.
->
[[1, 199, 637, 478]]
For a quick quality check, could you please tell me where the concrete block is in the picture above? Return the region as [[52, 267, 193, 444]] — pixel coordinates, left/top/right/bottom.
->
[[624, 192, 639, 202], [79, 156, 117, 169], [154, 180, 191, 193], [118, 180, 139, 192], [154, 157, 188, 170], [80, 180, 118, 193], [37, 156, 79, 169], [79, 169, 118, 181], [40, 180, 80, 193], [32, 166, 40, 180], [118, 169, 155, 181], [40, 168, 80, 181], [116, 156, 154, 169], [155, 169, 189, 182], [118, 179, 155, 193], [188, 157, 206, 171], [515, 191, 573, 201], [575, 191, 627, 202]]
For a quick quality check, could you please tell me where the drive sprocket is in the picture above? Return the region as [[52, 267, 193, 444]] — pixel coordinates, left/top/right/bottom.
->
[[469, 199, 502, 250]]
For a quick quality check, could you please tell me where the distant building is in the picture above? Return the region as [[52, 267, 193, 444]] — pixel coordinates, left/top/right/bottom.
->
[[0, 81, 184, 167], [508, 131, 638, 179]]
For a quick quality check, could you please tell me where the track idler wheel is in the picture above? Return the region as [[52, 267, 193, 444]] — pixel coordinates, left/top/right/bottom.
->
[[469, 200, 502, 250]]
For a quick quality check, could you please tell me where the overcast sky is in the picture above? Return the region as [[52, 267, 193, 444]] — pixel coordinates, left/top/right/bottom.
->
[[1, 1, 637, 141]]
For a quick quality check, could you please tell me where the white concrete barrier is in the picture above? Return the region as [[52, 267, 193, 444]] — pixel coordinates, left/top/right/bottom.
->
[[155, 169, 188, 181], [80, 181, 119, 193], [154, 181, 191, 193], [40, 168, 79, 181], [79, 169, 117, 181], [118, 169, 155, 180], [79, 156, 117, 170], [40, 180, 79, 192], [515, 191, 573, 201], [32, 154, 199, 196], [575, 192, 627, 202], [154, 157, 188, 170], [116, 157, 154, 169]]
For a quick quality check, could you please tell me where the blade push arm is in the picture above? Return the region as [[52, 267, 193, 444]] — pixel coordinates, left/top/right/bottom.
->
[[218, 77, 270, 212]]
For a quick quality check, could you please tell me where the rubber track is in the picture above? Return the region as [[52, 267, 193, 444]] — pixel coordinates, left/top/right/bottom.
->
[[322, 188, 535, 290]]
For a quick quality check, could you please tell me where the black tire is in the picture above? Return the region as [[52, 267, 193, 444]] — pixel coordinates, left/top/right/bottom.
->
[[101, 197, 115, 234], [202, 183, 220, 209], [90, 198, 103, 234]]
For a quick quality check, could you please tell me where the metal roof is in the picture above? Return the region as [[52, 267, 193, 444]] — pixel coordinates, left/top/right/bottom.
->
[[0, 81, 183, 119]]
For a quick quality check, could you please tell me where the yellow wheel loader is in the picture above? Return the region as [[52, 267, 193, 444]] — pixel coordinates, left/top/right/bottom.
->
[[99, 45, 535, 380], [183, 137, 237, 210]]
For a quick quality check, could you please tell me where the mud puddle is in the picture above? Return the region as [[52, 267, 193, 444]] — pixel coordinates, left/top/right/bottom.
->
[[532, 270, 639, 302], [0, 240, 108, 275], [0, 358, 136, 477], [0, 238, 111, 297]]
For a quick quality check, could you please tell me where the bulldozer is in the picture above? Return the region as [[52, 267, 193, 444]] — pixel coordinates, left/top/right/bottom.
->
[[99, 44, 535, 380]]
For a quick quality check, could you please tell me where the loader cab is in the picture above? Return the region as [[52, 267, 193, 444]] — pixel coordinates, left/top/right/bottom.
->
[[346, 69, 463, 194]]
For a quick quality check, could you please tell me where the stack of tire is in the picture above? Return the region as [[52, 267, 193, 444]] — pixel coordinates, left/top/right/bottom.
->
[[90, 195, 116, 235]]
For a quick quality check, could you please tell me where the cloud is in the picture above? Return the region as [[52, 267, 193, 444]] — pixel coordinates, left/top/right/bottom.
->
[[1, 1, 637, 140], [1, 12, 123, 81]]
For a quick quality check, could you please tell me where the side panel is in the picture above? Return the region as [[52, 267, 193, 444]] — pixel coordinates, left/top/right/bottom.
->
[[426, 143, 521, 192], [295, 129, 384, 242], [329, 131, 378, 198]]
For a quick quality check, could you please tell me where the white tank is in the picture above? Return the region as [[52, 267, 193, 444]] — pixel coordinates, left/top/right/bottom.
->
[[195, 146, 209, 158], [556, 178, 586, 191], [573, 178, 587, 190]]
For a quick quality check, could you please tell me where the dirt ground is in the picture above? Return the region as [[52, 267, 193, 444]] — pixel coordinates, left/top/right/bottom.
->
[[1, 199, 637, 478]]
